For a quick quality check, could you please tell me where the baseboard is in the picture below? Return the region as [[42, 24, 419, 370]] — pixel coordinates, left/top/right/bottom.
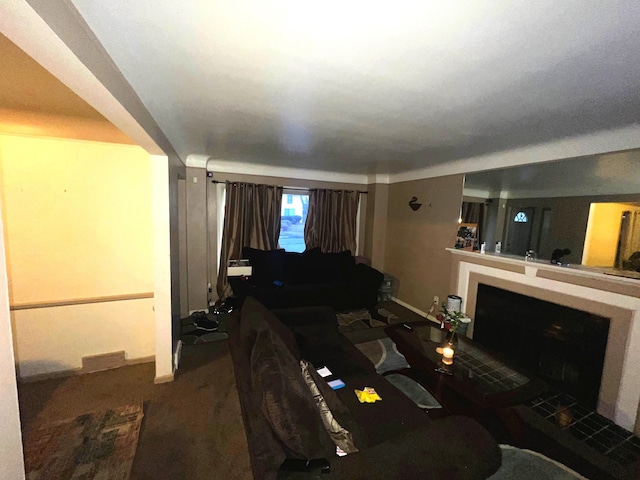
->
[[390, 296, 439, 323], [126, 355, 155, 366], [154, 373, 174, 384], [17, 355, 155, 383], [18, 367, 83, 383]]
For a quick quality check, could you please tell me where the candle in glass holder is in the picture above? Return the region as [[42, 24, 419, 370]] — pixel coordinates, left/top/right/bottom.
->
[[442, 346, 454, 365]]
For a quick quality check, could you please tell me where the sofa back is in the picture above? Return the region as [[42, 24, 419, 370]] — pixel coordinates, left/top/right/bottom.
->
[[242, 247, 356, 285]]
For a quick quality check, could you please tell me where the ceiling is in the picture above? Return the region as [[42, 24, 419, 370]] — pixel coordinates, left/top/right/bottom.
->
[[3, 1, 640, 178], [464, 149, 640, 199]]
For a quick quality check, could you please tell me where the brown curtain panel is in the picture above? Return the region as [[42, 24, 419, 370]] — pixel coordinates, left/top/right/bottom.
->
[[216, 181, 283, 298], [304, 189, 359, 253]]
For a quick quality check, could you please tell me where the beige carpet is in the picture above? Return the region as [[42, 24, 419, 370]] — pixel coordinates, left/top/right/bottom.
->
[[23, 404, 143, 480]]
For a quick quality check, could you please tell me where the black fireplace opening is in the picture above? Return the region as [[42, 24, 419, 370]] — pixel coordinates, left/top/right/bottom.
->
[[473, 284, 610, 410]]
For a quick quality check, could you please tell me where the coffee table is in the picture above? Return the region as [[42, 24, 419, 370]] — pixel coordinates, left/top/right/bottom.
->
[[385, 321, 547, 414]]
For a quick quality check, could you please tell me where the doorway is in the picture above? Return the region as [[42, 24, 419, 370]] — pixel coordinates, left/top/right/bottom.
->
[[505, 207, 534, 256]]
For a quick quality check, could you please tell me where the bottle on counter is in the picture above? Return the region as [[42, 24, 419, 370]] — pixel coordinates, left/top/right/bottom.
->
[[495, 242, 501, 254]]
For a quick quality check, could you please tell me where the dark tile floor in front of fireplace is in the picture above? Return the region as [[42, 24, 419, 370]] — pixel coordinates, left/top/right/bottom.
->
[[527, 390, 640, 468]]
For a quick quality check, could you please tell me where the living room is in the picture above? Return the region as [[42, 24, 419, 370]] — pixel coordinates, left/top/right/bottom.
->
[[2, 2, 640, 479]]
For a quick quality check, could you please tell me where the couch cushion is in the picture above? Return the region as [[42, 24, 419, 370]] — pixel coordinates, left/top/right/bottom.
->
[[250, 323, 335, 460], [240, 296, 300, 360], [334, 416, 502, 480]]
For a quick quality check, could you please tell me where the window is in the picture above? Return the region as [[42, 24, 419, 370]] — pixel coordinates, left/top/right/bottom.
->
[[279, 192, 308, 252], [514, 211, 528, 223]]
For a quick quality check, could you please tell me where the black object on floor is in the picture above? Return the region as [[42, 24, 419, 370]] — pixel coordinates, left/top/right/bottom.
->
[[181, 312, 229, 345], [194, 316, 219, 332]]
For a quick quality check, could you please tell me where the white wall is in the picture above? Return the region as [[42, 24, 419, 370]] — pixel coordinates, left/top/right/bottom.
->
[[1, 134, 156, 378], [0, 199, 25, 479], [12, 299, 154, 377], [152, 155, 174, 382]]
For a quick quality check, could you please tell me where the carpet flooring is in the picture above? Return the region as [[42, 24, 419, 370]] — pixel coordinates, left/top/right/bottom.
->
[[18, 340, 252, 480], [16, 301, 605, 480], [23, 404, 143, 480]]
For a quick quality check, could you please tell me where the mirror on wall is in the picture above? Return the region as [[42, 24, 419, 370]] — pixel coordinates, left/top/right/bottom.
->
[[462, 149, 640, 275]]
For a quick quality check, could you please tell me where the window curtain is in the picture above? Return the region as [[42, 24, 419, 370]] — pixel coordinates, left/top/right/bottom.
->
[[304, 189, 359, 253], [216, 181, 283, 298]]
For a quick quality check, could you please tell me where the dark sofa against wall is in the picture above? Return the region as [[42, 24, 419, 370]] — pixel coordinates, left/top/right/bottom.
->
[[229, 297, 502, 480], [228, 247, 384, 310]]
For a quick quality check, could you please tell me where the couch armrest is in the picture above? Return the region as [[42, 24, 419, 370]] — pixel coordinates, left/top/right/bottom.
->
[[354, 263, 384, 287], [334, 416, 501, 480]]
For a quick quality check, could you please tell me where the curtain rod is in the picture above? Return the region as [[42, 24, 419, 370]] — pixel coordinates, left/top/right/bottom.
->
[[210, 180, 367, 194]]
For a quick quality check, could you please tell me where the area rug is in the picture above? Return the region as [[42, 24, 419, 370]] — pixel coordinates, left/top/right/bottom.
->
[[355, 338, 441, 409], [488, 445, 589, 479], [23, 404, 144, 480], [337, 307, 402, 332], [355, 337, 410, 374]]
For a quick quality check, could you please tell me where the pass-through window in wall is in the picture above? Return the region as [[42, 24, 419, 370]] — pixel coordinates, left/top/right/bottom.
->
[[279, 192, 308, 252]]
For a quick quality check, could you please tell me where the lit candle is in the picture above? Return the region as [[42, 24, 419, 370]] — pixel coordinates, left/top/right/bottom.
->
[[442, 347, 454, 365]]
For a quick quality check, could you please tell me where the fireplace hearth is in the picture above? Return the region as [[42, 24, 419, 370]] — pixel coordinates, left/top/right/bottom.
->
[[473, 284, 610, 409]]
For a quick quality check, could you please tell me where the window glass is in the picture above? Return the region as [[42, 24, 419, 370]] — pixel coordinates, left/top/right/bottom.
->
[[514, 211, 528, 223], [279, 193, 308, 252]]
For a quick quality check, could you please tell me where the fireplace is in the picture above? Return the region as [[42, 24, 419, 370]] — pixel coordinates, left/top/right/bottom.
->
[[473, 284, 610, 409], [449, 248, 640, 433]]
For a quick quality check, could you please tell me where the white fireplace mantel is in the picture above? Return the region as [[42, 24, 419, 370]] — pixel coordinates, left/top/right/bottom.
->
[[448, 248, 640, 434]]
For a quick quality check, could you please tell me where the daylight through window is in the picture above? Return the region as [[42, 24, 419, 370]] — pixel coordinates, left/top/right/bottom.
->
[[279, 193, 309, 252]]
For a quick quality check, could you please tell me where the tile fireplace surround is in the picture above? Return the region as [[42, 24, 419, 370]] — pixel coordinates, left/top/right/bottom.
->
[[448, 249, 640, 435]]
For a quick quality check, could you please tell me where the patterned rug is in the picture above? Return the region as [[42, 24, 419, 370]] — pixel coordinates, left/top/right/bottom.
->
[[336, 307, 403, 332], [355, 337, 441, 409], [23, 404, 144, 480], [355, 337, 410, 374]]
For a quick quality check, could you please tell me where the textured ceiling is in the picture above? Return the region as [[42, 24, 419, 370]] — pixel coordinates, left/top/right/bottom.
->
[[72, 0, 640, 173], [59, 1, 640, 174]]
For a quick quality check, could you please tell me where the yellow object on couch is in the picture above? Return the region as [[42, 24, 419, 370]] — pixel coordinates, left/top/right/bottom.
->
[[355, 387, 382, 403]]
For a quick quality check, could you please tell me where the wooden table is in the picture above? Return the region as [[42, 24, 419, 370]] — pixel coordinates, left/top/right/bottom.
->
[[385, 321, 548, 415]]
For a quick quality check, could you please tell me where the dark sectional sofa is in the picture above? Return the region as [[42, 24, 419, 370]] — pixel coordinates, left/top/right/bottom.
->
[[228, 297, 502, 480], [228, 247, 384, 311]]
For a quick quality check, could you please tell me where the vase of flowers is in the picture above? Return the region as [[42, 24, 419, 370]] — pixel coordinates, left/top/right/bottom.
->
[[436, 303, 471, 348]]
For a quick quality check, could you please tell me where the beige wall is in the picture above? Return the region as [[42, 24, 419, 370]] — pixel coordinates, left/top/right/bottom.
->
[[186, 167, 209, 311], [384, 174, 464, 313], [0, 196, 25, 479], [0, 133, 156, 377], [365, 183, 389, 272]]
